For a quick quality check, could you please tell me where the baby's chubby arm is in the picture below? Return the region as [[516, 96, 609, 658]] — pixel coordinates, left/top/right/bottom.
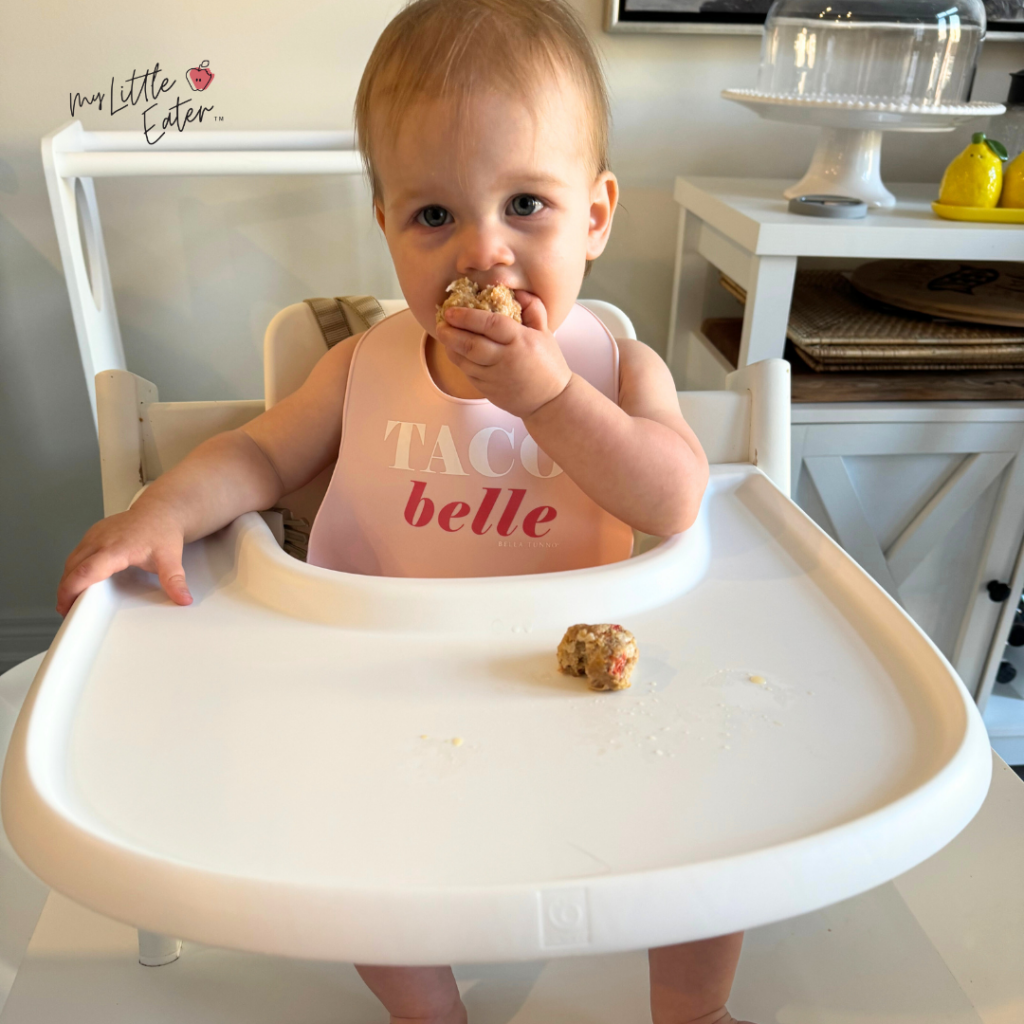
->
[[436, 294, 709, 536], [530, 335, 709, 535], [56, 336, 359, 615]]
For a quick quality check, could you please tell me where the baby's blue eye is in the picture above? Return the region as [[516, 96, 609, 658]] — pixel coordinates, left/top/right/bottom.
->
[[417, 206, 451, 228], [508, 194, 544, 217]]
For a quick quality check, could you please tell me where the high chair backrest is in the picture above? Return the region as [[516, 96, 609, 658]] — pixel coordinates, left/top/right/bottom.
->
[[96, 297, 789, 520]]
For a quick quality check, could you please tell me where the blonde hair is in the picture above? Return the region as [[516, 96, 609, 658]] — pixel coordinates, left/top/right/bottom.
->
[[354, 0, 611, 205]]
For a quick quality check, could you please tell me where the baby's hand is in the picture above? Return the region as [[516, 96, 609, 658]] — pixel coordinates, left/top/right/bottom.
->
[[436, 291, 572, 419], [56, 502, 192, 617]]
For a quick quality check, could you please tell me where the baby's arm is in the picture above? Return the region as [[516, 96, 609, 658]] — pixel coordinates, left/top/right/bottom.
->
[[56, 336, 359, 615], [524, 336, 708, 536], [436, 296, 708, 537]]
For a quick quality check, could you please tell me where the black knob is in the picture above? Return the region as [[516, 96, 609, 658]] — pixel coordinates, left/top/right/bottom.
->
[[987, 580, 1012, 602], [1009, 623, 1024, 647], [996, 661, 1018, 685]]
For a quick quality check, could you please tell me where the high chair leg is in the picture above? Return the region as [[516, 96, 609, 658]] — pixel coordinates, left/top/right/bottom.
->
[[137, 929, 181, 966]]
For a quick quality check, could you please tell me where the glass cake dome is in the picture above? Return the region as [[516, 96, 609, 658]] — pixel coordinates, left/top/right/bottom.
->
[[723, 1, 1004, 206], [758, 0, 987, 107]]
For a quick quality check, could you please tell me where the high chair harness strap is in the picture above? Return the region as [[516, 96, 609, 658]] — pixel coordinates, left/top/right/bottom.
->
[[304, 295, 387, 349]]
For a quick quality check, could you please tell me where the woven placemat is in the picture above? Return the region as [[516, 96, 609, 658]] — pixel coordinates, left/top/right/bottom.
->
[[723, 271, 1024, 371]]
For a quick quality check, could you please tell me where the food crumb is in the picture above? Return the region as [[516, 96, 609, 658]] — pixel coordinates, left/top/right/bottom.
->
[[749, 675, 767, 686], [420, 734, 429, 739], [451, 737, 464, 747], [655, 749, 664, 756]]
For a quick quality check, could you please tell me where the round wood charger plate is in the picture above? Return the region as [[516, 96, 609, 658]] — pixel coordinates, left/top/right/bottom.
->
[[851, 260, 1024, 328]]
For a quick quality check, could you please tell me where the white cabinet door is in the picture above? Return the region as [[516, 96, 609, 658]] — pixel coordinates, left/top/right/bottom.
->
[[791, 405, 1024, 705]]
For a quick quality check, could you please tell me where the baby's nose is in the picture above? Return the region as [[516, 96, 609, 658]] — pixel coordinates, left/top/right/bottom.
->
[[455, 220, 514, 274]]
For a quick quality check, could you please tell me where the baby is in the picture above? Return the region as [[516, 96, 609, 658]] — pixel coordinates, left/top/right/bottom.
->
[[57, 0, 751, 1021]]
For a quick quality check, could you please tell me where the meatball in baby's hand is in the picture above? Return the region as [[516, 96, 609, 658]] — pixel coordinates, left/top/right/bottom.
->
[[436, 277, 522, 326]]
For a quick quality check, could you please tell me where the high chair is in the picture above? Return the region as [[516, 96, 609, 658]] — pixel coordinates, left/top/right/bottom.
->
[[4, 291, 990, 964], [1, 125, 1007, 1023]]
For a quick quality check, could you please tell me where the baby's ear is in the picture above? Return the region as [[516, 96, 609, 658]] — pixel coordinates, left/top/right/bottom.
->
[[373, 200, 386, 232], [587, 171, 618, 260]]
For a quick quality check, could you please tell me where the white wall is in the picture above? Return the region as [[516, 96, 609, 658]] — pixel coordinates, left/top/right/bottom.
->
[[1, 0, 1021, 668]]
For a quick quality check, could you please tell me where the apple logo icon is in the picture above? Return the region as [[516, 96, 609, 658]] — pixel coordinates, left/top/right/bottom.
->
[[187, 61, 214, 92]]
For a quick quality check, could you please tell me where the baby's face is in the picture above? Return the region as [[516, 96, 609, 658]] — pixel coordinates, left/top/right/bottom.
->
[[372, 74, 617, 337]]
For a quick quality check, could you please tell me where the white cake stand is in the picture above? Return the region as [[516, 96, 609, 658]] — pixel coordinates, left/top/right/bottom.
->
[[722, 89, 1004, 208]]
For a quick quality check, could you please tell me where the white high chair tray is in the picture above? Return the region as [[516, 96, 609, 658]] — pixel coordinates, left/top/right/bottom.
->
[[2, 466, 991, 965]]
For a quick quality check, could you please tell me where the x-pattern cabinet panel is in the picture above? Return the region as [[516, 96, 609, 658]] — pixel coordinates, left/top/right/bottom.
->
[[792, 405, 1024, 710]]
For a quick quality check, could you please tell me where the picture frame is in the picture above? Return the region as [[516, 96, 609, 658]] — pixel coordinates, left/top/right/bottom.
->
[[604, 0, 1024, 39]]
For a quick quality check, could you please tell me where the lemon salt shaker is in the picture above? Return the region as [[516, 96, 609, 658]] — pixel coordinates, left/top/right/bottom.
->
[[938, 133, 1007, 208]]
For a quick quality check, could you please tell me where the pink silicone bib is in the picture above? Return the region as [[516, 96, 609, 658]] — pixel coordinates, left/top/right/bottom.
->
[[306, 304, 634, 578]]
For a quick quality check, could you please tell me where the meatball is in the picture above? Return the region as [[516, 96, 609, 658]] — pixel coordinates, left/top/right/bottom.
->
[[436, 276, 522, 326], [557, 624, 638, 692]]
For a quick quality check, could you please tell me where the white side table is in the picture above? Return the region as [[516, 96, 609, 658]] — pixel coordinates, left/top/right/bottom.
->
[[667, 177, 1024, 383], [666, 177, 1024, 744]]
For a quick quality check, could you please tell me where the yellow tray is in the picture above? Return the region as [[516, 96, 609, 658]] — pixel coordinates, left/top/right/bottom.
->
[[932, 202, 1024, 224]]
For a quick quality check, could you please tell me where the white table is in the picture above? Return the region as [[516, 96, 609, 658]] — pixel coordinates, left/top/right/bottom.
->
[[667, 177, 1024, 383]]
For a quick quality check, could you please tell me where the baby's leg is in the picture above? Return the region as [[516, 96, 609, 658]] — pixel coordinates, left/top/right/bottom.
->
[[649, 932, 754, 1024], [355, 964, 467, 1024]]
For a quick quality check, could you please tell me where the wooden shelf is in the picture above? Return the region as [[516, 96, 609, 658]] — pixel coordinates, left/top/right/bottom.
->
[[701, 319, 1024, 403]]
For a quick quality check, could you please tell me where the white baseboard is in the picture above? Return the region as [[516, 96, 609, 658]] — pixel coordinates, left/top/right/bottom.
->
[[0, 613, 60, 677]]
